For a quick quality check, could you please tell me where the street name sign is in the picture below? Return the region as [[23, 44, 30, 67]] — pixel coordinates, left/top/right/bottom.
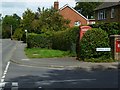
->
[[96, 48, 111, 51]]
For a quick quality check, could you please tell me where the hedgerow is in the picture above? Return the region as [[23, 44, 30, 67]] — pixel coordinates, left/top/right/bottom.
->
[[79, 28, 112, 61], [90, 22, 120, 35]]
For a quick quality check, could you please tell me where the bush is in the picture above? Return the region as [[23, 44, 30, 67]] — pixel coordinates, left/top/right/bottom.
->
[[52, 26, 79, 52], [27, 26, 79, 54], [90, 22, 120, 36], [12, 28, 23, 40], [79, 28, 112, 61], [27, 32, 52, 48]]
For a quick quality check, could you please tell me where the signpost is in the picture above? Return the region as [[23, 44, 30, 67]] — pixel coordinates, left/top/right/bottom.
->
[[96, 48, 111, 51]]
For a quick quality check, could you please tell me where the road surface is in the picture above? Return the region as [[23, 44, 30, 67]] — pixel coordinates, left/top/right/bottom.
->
[[0, 39, 119, 89]]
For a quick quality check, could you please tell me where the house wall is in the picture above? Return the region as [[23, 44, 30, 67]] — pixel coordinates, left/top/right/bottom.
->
[[59, 6, 88, 27], [95, 5, 120, 23]]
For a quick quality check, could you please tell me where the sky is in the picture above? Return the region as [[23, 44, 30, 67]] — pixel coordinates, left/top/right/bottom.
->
[[0, 0, 76, 17]]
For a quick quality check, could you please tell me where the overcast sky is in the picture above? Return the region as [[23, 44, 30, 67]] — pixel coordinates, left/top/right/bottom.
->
[[0, 0, 76, 17]]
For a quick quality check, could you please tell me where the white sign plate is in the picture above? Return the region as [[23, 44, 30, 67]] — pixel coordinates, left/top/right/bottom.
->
[[96, 48, 111, 51]]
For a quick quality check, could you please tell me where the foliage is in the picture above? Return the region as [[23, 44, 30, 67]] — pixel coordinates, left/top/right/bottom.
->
[[2, 14, 21, 38], [25, 48, 71, 58], [21, 9, 35, 33], [74, 2, 102, 19], [37, 7, 70, 33], [79, 28, 112, 61], [27, 33, 53, 48], [20, 7, 70, 35], [90, 22, 120, 36], [52, 26, 79, 52], [27, 26, 79, 54], [0, 16, 2, 38], [12, 28, 23, 40], [83, 57, 116, 63]]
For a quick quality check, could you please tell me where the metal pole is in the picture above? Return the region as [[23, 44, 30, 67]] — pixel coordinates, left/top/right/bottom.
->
[[11, 25, 12, 40], [25, 30, 27, 43]]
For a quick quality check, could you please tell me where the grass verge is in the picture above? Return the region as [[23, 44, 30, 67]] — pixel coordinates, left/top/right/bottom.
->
[[24, 48, 74, 58]]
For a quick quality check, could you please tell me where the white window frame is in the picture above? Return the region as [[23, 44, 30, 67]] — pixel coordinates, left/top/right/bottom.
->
[[74, 21, 81, 26], [98, 10, 106, 20], [111, 8, 115, 18]]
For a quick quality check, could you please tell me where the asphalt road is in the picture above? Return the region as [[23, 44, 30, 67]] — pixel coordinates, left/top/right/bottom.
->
[[0, 39, 16, 80], [4, 62, 118, 88], [0, 39, 119, 89]]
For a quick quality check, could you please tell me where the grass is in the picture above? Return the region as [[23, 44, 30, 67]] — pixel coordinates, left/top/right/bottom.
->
[[24, 48, 73, 58]]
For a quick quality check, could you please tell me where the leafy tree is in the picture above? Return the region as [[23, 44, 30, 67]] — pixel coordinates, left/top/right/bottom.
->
[[12, 28, 23, 40], [38, 7, 70, 33], [0, 14, 2, 37], [21, 9, 35, 33], [2, 14, 21, 38], [74, 2, 102, 19]]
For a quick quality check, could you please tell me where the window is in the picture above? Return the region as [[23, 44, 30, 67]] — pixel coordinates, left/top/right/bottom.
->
[[74, 21, 81, 26], [111, 8, 115, 18], [98, 10, 107, 20]]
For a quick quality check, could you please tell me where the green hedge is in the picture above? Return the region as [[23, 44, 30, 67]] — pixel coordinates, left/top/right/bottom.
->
[[90, 22, 120, 36], [52, 26, 79, 52], [27, 27, 79, 54], [27, 33, 52, 48], [79, 28, 112, 61]]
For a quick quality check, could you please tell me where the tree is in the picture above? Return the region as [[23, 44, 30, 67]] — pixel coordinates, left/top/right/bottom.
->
[[38, 7, 70, 33], [21, 9, 35, 33], [2, 14, 21, 38], [0, 14, 2, 38], [12, 28, 23, 40], [74, 2, 102, 19]]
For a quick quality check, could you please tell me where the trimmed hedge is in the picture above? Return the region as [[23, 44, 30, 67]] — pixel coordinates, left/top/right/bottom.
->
[[27, 33, 52, 48], [90, 22, 120, 35], [52, 26, 79, 52], [27, 26, 79, 54], [79, 28, 112, 61]]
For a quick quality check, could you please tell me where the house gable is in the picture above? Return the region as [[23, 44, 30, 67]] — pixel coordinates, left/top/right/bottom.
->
[[59, 4, 88, 27], [60, 4, 88, 21]]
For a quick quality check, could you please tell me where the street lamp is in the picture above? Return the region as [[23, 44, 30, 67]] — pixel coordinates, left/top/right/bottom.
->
[[25, 29, 27, 43], [11, 25, 12, 40]]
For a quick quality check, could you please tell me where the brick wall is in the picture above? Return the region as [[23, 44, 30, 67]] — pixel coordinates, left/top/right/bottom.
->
[[59, 6, 88, 27]]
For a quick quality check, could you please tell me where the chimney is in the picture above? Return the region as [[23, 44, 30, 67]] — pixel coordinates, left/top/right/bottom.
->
[[54, 1, 59, 10]]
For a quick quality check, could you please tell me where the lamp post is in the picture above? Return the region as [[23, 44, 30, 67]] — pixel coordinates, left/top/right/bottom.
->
[[11, 25, 12, 40], [25, 30, 27, 43]]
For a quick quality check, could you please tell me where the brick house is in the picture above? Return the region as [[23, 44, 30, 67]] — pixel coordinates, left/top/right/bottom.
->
[[94, 2, 120, 23], [54, 1, 94, 27]]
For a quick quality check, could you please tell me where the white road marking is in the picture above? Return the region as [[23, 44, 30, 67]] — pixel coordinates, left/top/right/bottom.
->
[[0, 61, 10, 83], [0, 82, 5, 88], [21, 59, 30, 61], [12, 82, 18, 86], [42, 79, 96, 83]]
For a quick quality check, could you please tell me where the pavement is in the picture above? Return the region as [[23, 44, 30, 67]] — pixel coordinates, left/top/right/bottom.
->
[[10, 41, 119, 70]]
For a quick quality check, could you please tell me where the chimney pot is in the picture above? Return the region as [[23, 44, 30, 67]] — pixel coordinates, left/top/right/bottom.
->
[[54, 1, 59, 10]]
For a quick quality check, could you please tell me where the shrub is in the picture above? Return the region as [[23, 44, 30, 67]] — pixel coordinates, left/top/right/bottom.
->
[[79, 28, 112, 61], [27, 32, 52, 48], [52, 26, 79, 52], [12, 28, 23, 40], [90, 22, 120, 36]]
